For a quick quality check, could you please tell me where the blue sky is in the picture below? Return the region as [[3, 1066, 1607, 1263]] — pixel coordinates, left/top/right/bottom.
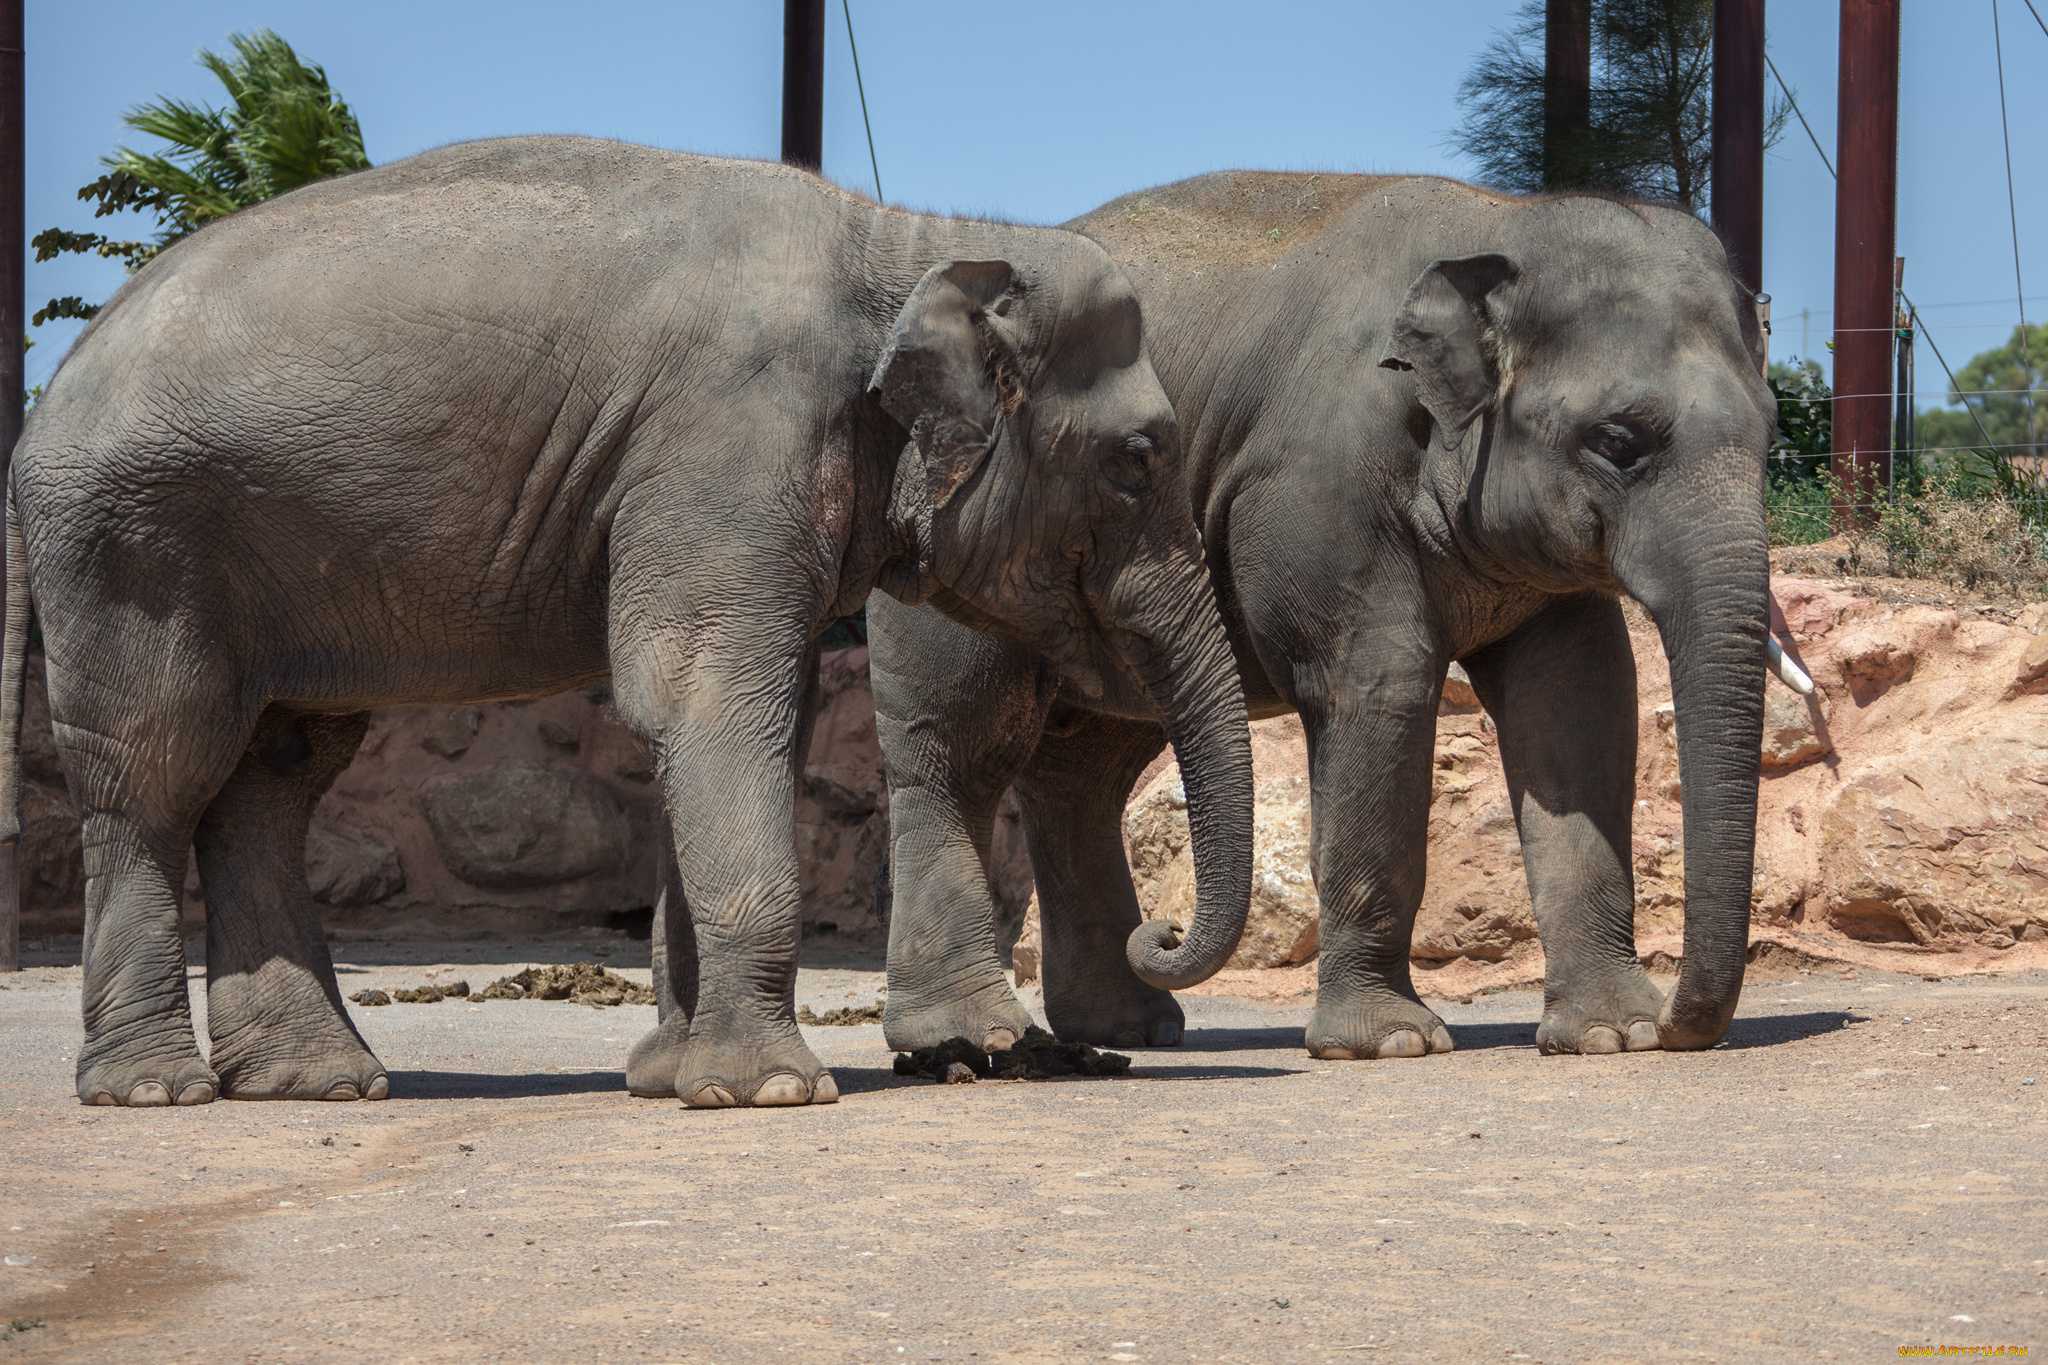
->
[[25, 2, 2047, 402]]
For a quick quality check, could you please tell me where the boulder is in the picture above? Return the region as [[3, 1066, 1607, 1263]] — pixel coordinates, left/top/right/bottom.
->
[[305, 825, 405, 908], [1818, 724, 2048, 946], [1760, 687, 1831, 769], [420, 759, 633, 890], [1125, 766, 1319, 969], [420, 707, 482, 759]]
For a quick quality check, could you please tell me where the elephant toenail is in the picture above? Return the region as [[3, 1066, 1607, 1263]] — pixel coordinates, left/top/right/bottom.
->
[[127, 1081, 173, 1107], [684, 1083, 738, 1109], [1625, 1021, 1661, 1051], [750, 1074, 812, 1106], [1149, 1022, 1183, 1047], [1430, 1025, 1455, 1053], [1375, 1030, 1427, 1060], [1111, 1030, 1146, 1048], [173, 1081, 215, 1106], [811, 1073, 840, 1104], [322, 1081, 361, 1102], [1582, 1026, 1625, 1054], [364, 1074, 390, 1100], [983, 1028, 1019, 1053]]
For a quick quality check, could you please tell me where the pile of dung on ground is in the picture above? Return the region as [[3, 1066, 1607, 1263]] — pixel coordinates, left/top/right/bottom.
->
[[893, 1025, 1131, 1082], [347, 982, 470, 1006], [797, 1001, 884, 1025], [348, 964, 652, 1008], [475, 962, 655, 1007]]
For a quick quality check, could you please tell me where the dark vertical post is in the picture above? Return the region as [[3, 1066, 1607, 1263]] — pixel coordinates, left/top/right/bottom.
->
[[1712, 0, 1766, 296], [0, 0, 19, 973], [781, 0, 825, 173], [1543, 0, 1592, 188], [1832, 0, 1900, 522]]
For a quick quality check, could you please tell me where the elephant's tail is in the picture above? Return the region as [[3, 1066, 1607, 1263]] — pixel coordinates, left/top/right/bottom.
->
[[0, 486, 27, 845]]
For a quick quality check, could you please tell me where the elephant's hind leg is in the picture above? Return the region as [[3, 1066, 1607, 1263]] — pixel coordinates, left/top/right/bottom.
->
[[1015, 711, 1183, 1049], [196, 709, 389, 1100], [73, 812, 219, 1106], [63, 671, 246, 1106]]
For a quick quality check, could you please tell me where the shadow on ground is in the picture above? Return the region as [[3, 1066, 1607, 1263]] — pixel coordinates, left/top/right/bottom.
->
[[387, 1069, 630, 1100]]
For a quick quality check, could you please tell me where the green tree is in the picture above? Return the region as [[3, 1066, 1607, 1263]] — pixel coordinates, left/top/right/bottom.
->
[[31, 30, 370, 326], [1916, 322, 2046, 476], [1447, 0, 1786, 208]]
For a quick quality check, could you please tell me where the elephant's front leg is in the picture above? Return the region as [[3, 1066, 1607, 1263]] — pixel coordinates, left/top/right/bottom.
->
[[1463, 593, 1662, 1054], [618, 625, 835, 1108], [1301, 642, 1454, 1061]]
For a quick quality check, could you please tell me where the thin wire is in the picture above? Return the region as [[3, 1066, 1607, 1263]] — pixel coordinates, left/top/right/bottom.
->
[[1765, 51, 1834, 178], [1991, 0, 2039, 452], [2023, 0, 2048, 40], [842, 0, 882, 203]]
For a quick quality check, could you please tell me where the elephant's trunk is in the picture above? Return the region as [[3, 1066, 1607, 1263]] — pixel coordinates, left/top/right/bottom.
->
[[1619, 492, 1770, 1049], [1105, 563, 1255, 991]]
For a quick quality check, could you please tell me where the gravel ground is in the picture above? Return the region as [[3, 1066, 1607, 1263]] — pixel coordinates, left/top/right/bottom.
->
[[1, 937, 2044, 1363]]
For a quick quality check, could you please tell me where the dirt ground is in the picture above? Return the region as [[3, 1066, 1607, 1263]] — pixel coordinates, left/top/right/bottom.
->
[[2, 934, 2044, 1364]]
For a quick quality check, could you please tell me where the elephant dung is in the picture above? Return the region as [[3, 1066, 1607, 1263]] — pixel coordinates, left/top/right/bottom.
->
[[421, 760, 632, 890]]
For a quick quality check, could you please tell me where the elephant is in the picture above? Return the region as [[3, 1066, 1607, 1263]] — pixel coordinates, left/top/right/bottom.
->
[[0, 137, 1254, 1109], [869, 171, 1780, 1060]]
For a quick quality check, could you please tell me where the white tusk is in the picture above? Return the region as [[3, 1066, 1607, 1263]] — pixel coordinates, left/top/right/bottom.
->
[[1766, 634, 1814, 695]]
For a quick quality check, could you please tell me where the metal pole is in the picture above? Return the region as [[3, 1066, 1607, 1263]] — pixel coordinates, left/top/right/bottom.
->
[[1893, 256, 1911, 488], [1831, 0, 1900, 524], [781, 0, 825, 173], [0, 0, 20, 973], [1712, 0, 1766, 296], [1543, 0, 1592, 189]]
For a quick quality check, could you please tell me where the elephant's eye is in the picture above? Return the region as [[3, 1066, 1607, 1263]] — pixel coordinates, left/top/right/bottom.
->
[[1101, 436, 1154, 493], [1582, 419, 1652, 470]]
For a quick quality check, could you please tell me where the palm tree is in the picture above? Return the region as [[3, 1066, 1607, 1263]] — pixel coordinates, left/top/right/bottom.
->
[[32, 29, 370, 325]]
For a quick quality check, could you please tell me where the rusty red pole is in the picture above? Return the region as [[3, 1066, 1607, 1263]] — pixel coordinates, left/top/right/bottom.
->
[[0, 0, 20, 973], [1832, 0, 1900, 521], [1712, 0, 1765, 296], [781, 0, 825, 173], [1544, 0, 1592, 188]]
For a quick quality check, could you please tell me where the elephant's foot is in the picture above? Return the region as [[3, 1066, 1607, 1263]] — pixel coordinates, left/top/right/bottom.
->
[[634, 1016, 839, 1107], [626, 1015, 689, 1098], [1306, 991, 1453, 1061], [212, 1037, 389, 1101], [1044, 976, 1185, 1049], [882, 973, 1034, 1054], [77, 1045, 219, 1107], [1536, 966, 1665, 1055]]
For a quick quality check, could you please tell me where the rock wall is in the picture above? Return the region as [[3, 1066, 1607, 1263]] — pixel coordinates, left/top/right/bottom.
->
[[1015, 576, 2048, 984], [16, 646, 1036, 943]]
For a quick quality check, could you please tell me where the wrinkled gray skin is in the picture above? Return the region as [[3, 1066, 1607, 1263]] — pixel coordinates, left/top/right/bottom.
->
[[871, 172, 1772, 1058], [0, 138, 1253, 1108]]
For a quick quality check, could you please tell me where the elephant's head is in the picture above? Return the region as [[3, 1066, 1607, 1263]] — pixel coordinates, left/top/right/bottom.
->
[[1380, 202, 1776, 1049], [869, 250, 1252, 989]]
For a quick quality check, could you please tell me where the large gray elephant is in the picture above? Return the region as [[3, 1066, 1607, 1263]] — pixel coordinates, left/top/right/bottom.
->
[[0, 137, 1254, 1108], [870, 171, 1776, 1058]]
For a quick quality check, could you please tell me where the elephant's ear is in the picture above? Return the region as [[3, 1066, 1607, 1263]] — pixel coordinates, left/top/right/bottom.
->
[[1378, 253, 1520, 444], [869, 260, 1024, 508]]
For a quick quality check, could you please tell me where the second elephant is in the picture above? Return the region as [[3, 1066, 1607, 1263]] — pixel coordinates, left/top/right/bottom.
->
[[871, 172, 1775, 1059]]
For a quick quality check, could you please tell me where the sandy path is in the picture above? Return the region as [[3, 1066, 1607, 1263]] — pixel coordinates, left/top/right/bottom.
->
[[2, 941, 2044, 1363]]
